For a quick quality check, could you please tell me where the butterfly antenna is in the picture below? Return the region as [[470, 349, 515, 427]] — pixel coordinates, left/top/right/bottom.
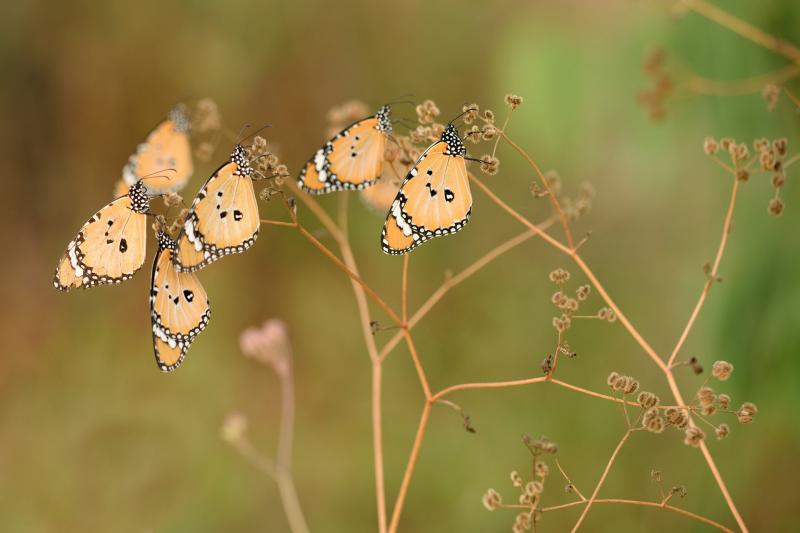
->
[[465, 156, 491, 165], [240, 123, 273, 145], [139, 168, 177, 182], [384, 93, 416, 107], [448, 104, 479, 126]]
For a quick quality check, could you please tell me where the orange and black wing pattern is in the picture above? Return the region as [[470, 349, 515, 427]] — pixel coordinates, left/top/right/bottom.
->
[[298, 105, 392, 194], [150, 231, 211, 372], [381, 124, 472, 255], [123, 105, 193, 196], [173, 144, 259, 272], [54, 181, 151, 290]]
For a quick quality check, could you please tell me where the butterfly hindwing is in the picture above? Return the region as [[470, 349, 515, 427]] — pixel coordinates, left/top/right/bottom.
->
[[381, 125, 472, 255], [174, 145, 259, 273], [54, 182, 150, 290], [150, 232, 210, 372], [123, 105, 193, 196], [298, 105, 392, 194]]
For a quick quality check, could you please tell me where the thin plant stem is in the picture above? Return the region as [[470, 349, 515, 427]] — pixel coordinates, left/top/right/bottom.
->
[[402, 254, 409, 324], [537, 498, 734, 532], [667, 177, 740, 368], [499, 131, 575, 248], [570, 430, 634, 532], [679, 0, 800, 64], [378, 220, 556, 362], [335, 194, 388, 533], [388, 401, 432, 533], [686, 63, 800, 96]]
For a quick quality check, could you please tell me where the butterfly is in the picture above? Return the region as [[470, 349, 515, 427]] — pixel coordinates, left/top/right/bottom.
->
[[173, 144, 259, 273], [381, 123, 473, 255], [54, 180, 151, 291], [150, 230, 211, 371], [122, 105, 194, 196], [298, 105, 393, 194]]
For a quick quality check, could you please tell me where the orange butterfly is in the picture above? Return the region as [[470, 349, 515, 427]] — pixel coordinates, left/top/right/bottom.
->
[[381, 123, 473, 255], [173, 144, 259, 272], [54, 181, 151, 291], [298, 105, 393, 194], [122, 105, 194, 196], [150, 230, 211, 371]]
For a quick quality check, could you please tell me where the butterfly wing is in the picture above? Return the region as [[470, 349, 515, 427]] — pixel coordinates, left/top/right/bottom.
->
[[381, 142, 471, 255], [175, 158, 259, 272], [298, 117, 386, 194], [173, 230, 206, 272], [123, 110, 193, 196], [150, 239, 210, 371], [55, 195, 148, 288]]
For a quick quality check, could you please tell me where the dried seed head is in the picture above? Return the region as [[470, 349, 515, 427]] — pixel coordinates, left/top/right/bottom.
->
[[482, 488, 502, 511], [481, 125, 497, 141], [416, 99, 440, 124], [717, 393, 731, 410], [465, 125, 482, 144], [525, 480, 544, 496], [479, 155, 500, 176], [762, 84, 780, 112], [703, 136, 718, 155], [162, 192, 183, 208], [772, 174, 786, 188], [607, 371, 621, 387], [510, 470, 524, 488], [549, 268, 571, 284], [701, 404, 717, 416], [624, 378, 640, 395], [612, 375, 628, 392], [768, 197, 784, 216], [715, 423, 730, 440], [483, 109, 496, 124], [505, 94, 524, 110], [638, 391, 660, 409], [736, 402, 758, 424], [774, 138, 788, 156], [643, 407, 659, 425], [735, 143, 750, 162], [194, 141, 215, 162], [651, 469, 662, 482], [541, 354, 553, 375], [535, 462, 549, 478], [736, 169, 749, 182], [221, 411, 248, 443], [646, 414, 665, 433], [697, 387, 715, 407], [576, 284, 591, 301], [665, 407, 689, 429], [462, 103, 479, 124], [683, 426, 705, 447], [194, 98, 222, 133], [671, 485, 688, 498], [711, 360, 734, 381]]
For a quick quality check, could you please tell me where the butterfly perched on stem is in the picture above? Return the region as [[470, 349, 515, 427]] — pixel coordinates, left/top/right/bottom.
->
[[54, 180, 151, 291], [298, 105, 393, 194], [121, 104, 194, 197], [150, 229, 211, 372], [173, 144, 260, 272], [381, 123, 473, 254]]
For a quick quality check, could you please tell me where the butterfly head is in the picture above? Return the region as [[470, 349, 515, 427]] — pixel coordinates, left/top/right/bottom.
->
[[441, 124, 466, 157], [168, 104, 191, 133], [375, 105, 393, 135], [128, 180, 151, 213], [230, 144, 254, 177], [156, 230, 177, 251]]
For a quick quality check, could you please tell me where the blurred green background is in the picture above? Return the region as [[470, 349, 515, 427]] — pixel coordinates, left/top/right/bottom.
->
[[1, 0, 798, 531]]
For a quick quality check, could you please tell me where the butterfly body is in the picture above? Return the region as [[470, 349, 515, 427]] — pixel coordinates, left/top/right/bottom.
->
[[150, 231, 211, 372], [173, 144, 259, 272], [298, 105, 392, 194], [381, 124, 471, 255], [54, 181, 151, 290]]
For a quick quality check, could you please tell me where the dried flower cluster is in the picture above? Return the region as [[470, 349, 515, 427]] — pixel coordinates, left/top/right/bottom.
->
[[637, 48, 673, 122]]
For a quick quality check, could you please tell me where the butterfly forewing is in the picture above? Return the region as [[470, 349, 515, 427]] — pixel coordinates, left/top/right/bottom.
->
[[175, 145, 260, 273], [123, 107, 193, 196], [381, 128, 472, 255], [54, 182, 150, 290], [150, 233, 210, 372], [298, 106, 392, 195]]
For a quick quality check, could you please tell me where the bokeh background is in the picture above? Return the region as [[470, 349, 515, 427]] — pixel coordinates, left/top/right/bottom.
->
[[1, 0, 798, 531]]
